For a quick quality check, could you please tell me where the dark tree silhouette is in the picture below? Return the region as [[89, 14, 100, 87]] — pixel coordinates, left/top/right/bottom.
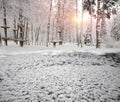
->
[[83, 0, 118, 48]]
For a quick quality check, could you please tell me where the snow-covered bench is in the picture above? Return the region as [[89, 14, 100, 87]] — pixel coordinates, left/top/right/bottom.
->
[[51, 40, 63, 47]]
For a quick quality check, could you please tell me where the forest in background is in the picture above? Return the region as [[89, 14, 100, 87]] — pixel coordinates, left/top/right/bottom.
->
[[0, 0, 120, 48]]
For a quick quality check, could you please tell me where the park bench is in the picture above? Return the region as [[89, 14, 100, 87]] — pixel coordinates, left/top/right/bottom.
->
[[51, 40, 63, 47]]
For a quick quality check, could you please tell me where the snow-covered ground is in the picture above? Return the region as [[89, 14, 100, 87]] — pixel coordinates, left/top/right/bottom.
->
[[0, 43, 120, 56], [0, 44, 120, 102]]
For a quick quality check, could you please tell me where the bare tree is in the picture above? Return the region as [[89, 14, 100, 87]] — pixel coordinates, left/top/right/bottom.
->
[[18, 9, 25, 47], [96, 0, 101, 48], [0, 32, 1, 46], [76, 0, 79, 46], [47, 0, 53, 47], [111, 12, 120, 41], [13, 17, 18, 44], [2, 0, 8, 46], [79, 0, 83, 47], [35, 25, 41, 45], [52, 19, 55, 41]]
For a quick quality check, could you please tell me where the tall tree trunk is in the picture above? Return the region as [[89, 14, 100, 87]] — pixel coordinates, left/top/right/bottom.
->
[[96, 0, 101, 48], [60, 0, 65, 42], [19, 10, 24, 47], [57, 0, 61, 40], [47, 0, 53, 47], [19, 26, 24, 47], [76, 0, 79, 46], [31, 24, 33, 45], [35, 27, 37, 45], [19, 20, 24, 47], [0, 33, 1, 46], [52, 19, 55, 41], [25, 20, 29, 45], [3, 0, 8, 46], [79, 0, 83, 47], [89, 3, 93, 45], [68, 25, 71, 42], [13, 18, 18, 44], [90, 15, 93, 45], [100, 15, 107, 44], [35, 26, 40, 45]]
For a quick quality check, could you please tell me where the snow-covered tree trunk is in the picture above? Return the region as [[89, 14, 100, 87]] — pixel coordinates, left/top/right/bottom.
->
[[79, 0, 83, 47], [47, 0, 53, 47], [60, 0, 65, 42], [111, 11, 120, 41], [13, 18, 18, 44], [76, 0, 79, 46], [24, 20, 29, 45], [3, 0, 8, 46], [0, 33, 1, 46], [100, 16, 107, 44], [35, 26, 40, 45], [57, 0, 62, 41], [18, 9, 24, 47], [30, 23, 34, 45], [52, 19, 55, 41], [96, 0, 101, 48]]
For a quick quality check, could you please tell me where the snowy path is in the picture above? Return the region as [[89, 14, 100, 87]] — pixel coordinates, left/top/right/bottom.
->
[[0, 52, 120, 102]]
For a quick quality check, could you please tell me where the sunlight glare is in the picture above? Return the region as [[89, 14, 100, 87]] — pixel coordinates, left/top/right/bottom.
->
[[73, 16, 81, 24], [72, 12, 89, 24]]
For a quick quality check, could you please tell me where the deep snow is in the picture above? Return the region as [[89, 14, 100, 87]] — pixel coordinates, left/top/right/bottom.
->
[[0, 44, 120, 102]]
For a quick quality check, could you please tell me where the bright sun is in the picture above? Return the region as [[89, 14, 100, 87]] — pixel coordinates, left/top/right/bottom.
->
[[72, 0, 90, 24], [73, 12, 90, 24], [73, 16, 81, 24]]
